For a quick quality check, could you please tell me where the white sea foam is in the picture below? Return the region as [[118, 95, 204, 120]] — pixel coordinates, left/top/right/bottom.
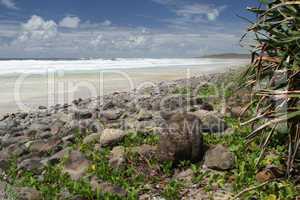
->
[[0, 58, 248, 75]]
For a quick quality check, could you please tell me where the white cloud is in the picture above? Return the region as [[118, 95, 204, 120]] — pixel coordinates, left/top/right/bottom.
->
[[176, 4, 226, 21], [0, 13, 246, 58], [17, 15, 58, 42], [59, 16, 80, 28], [90, 34, 103, 47], [0, 0, 17, 10], [101, 20, 111, 26], [152, 1, 227, 23], [2, 28, 243, 58], [129, 36, 146, 46], [80, 20, 112, 29]]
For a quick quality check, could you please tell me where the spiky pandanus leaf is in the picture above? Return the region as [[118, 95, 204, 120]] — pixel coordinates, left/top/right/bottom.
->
[[244, 0, 300, 176]]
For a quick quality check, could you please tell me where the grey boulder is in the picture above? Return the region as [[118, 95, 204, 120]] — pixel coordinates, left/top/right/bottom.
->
[[204, 144, 235, 170]]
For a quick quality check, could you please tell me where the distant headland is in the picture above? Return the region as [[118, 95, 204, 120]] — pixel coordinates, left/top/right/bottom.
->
[[201, 53, 250, 59]]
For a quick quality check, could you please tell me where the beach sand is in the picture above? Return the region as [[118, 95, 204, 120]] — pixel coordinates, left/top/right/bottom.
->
[[0, 61, 248, 114]]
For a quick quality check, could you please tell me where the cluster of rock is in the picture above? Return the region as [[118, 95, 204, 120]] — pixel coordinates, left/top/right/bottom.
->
[[0, 74, 237, 199]]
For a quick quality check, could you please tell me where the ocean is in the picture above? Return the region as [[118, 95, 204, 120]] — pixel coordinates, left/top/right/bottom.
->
[[0, 58, 248, 75]]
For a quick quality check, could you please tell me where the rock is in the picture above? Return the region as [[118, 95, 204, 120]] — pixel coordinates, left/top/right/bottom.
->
[[157, 112, 204, 163], [57, 188, 73, 199], [136, 96, 153, 110], [199, 102, 214, 111], [62, 135, 76, 143], [77, 98, 92, 108], [6, 143, 28, 157], [74, 110, 93, 119], [63, 150, 91, 180], [102, 100, 114, 110], [78, 119, 93, 134], [83, 133, 102, 144], [229, 106, 244, 118], [15, 187, 42, 200], [90, 176, 127, 197], [27, 122, 51, 135], [38, 105, 47, 110], [151, 97, 163, 111], [87, 121, 104, 133], [174, 169, 194, 184], [181, 186, 233, 200], [65, 119, 79, 130], [255, 165, 284, 183], [105, 122, 123, 129], [0, 122, 6, 130], [0, 181, 6, 199], [204, 144, 235, 170], [44, 147, 72, 165], [190, 97, 203, 105], [139, 194, 151, 200], [18, 113, 28, 119], [50, 120, 65, 135], [0, 119, 19, 133], [1, 136, 30, 148], [192, 110, 228, 133], [137, 109, 153, 121], [125, 101, 137, 113], [256, 170, 275, 183], [39, 132, 52, 139], [72, 98, 83, 106], [0, 159, 9, 171], [139, 194, 167, 200], [101, 109, 123, 121], [160, 95, 187, 112], [0, 130, 5, 137], [28, 138, 61, 156], [109, 146, 126, 168], [100, 129, 127, 147], [18, 158, 43, 174], [111, 92, 131, 109], [52, 113, 73, 123]]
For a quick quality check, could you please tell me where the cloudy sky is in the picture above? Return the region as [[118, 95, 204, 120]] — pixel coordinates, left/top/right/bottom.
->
[[0, 0, 256, 59]]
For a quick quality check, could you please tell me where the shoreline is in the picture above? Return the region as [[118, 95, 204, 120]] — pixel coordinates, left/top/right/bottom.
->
[[0, 70, 227, 117], [0, 66, 245, 199], [0, 61, 248, 115]]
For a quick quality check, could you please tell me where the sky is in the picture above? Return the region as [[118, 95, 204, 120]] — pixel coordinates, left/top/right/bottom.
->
[[0, 0, 257, 59]]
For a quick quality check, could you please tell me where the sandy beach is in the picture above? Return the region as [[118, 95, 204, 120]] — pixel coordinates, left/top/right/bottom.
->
[[0, 59, 248, 114]]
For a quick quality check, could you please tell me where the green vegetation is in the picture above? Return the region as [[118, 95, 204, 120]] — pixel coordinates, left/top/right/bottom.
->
[[1, 108, 298, 199], [204, 117, 298, 199], [162, 180, 184, 200], [121, 132, 160, 147], [244, 0, 300, 176], [0, 133, 157, 199]]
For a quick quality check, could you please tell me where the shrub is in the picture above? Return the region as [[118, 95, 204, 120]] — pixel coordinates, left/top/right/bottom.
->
[[243, 0, 300, 176]]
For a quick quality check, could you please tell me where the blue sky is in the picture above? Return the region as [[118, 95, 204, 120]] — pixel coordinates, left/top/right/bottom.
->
[[0, 0, 256, 58]]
